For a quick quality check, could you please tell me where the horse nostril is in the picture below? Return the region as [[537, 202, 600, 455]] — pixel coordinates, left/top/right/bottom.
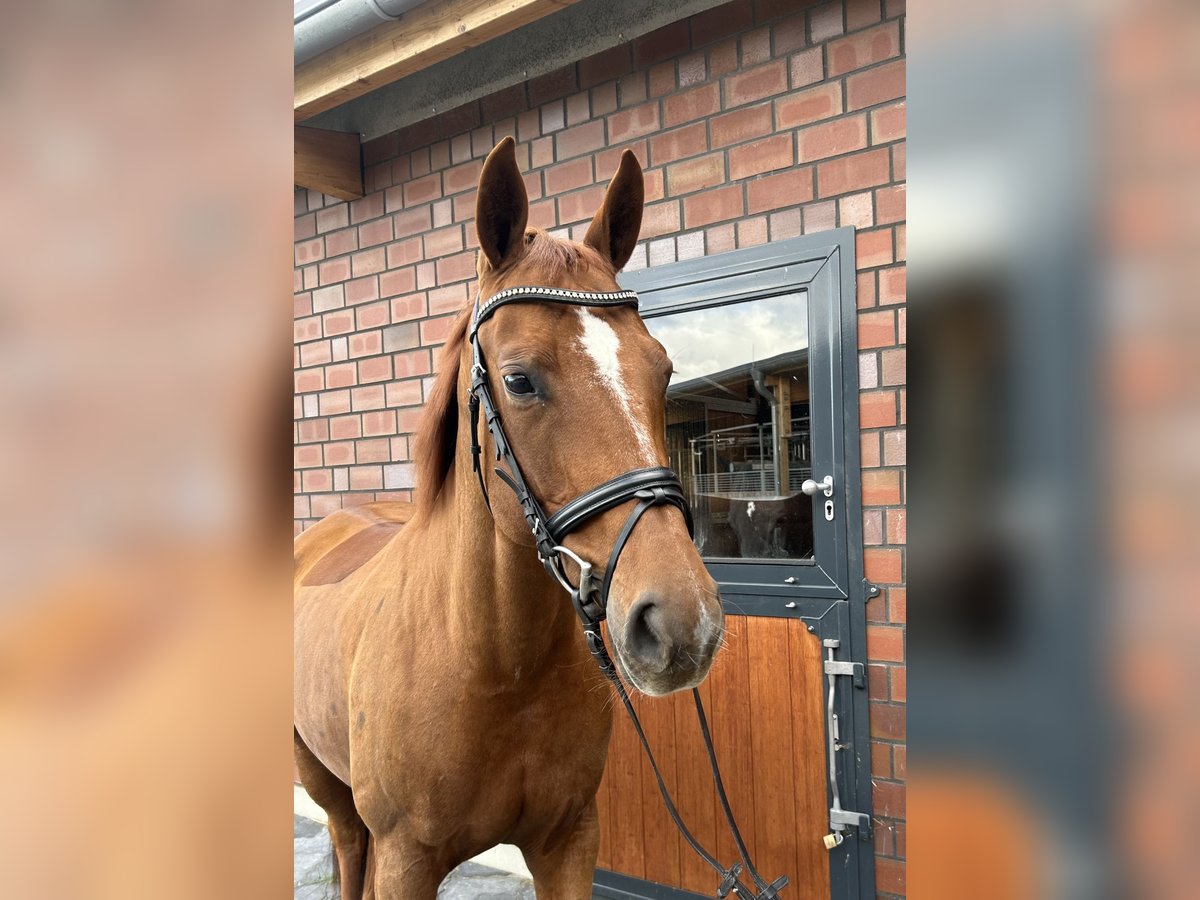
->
[[625, 595, 668, 671]]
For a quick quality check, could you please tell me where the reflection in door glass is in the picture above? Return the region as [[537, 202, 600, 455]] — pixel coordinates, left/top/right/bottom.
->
[[646, 293, 814, 561]]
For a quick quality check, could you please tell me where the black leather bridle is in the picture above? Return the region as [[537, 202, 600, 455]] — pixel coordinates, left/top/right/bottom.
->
[[467, 286, 788, 900]]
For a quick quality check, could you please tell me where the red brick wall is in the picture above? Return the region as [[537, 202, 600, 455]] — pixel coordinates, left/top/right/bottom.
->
[[293, 0, 905, 894]]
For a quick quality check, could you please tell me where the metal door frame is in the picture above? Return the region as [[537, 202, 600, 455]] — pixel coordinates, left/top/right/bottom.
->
[[595, 229, 874, 900]]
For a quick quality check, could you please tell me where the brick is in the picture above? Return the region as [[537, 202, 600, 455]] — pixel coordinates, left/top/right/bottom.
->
[[324, 436, 355, 465], [348, 331, 382, 360], [846, 0, 883, 30], [889, 586, 906, 624], [383, 323, 420, 353], [892, 142, 905, 180], [678, 52, 706, 87], [310, 494, 342, 518], [435, 251, 476, 284], [443, 159, 482, 195], [391, 293, 429, 322], [875, 183, 905, 224], [528, 65, 576, 106], [325, 227, 357, 257], [358, 355, 392, 383], [312, 285, 344, 313], [641, 200, 682, 239], [350, 192, 384, 225], [362, 410, 398, 437], [724, 60, 788, 107], [860, 389, 897, 428], [633, 20, 690, 67], [864, 508, 883, 544], [870, 702, 905, 741], [423, 225, 464, 260], [729, 133, 793, 179], [810, 1, 845, 43], [591, 82, 617, 116], [320, 390, 351, 417], [318, 257, 351, 285], [864, 548, 902, 584], [295, 214, 316, 241], [302, 468, 332, 492], [879, 266, 905, 305], [545, 157, 594, 195], [828, 21, 899, 76], [325, 362, 357, 389], [737, 217, 768, 247], [392, 348, 432, 379], [839, 191, 874, 229], [710, 104, 773, 149], [329, 414, 362, 440], [887, 508, 906, 545], [556, 120, 605, 160], [579, 44, 632, 89], [351, 384, 386, 411], [684, 185, 744, 229], [322, 310, 354, 337], [862, 466, 901, 503], [608, 102, 661, 143], [856, 226, 894, 267], [746, 168, 814, 214], [876, 857, 905, 896], [768, 207, 802, 240], [358, 217, 393, 248], [354, 437, 390, 463], [295, 240, 324, 267], [668, 153, 725, 196], [741, 26, 772, 66], [386, 380, 424, 408], [393, 206, 431, 240], [351, 247, 386, 278], [294, 316, 321, 344], [403, 173, 442, 207], [379, 266, 416, 299], [870, 100, 906, 143], [691, 0, 754, 47], [300, 340, 332, 368], [817, 147, 890, 197], [565, 91, 590, 126], [872, 780, 905, 823], [803, 196, 837, 233], [557, 185, 606, 225], [664, 83, 721, 128], [316, 204, 348, 234], [420, 315, 456, 347], [649, 62, 675, 98], [709, 37, 738, 77], [861, 430, 881, 467], [776, 82, 843, 128], [883, 429, 905, 466], [799, 114, 868, 162], [846, 58, 905, 110], [789, 47, 825, 88], [295, 444, 322, 468], [771, 8, 808, 54], [540, 100, 565, 135]]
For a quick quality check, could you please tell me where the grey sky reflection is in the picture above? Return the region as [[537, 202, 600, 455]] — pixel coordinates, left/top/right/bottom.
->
[[645, 292, 809, 383]]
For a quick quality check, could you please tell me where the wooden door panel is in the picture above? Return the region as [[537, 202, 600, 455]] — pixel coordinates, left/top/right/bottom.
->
[[596, 616, 830, 898]]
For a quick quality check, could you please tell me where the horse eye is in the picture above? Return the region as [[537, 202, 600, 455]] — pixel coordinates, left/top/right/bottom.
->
[[503, 373, 535, 396]]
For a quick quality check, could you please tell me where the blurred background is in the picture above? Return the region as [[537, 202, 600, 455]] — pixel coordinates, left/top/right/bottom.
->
[[0, 0, 1196, 898]]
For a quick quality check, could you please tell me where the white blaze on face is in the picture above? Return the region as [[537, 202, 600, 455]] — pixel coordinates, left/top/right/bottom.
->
[[575, 308, 656, 462]]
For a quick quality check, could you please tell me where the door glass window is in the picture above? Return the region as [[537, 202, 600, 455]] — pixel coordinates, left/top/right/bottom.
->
[[645, 292, 813, 561]]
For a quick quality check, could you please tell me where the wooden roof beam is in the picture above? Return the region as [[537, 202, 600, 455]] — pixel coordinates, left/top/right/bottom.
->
[[294, 0, 577, 122], [294, 126, 363, 201]]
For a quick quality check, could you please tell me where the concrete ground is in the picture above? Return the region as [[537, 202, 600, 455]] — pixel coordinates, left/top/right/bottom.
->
[[294, 814, 538, 899]]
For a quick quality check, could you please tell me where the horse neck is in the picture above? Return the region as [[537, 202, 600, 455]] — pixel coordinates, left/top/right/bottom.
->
[[433, 384, 582, 681]]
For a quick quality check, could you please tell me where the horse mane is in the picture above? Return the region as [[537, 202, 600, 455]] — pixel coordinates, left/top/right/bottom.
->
[[412, 230, 615, 515]]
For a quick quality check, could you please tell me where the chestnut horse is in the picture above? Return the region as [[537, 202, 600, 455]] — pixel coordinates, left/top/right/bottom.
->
[[294, 138, 724, 899]]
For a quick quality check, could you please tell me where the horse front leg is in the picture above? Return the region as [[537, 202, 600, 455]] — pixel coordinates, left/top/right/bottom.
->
[[521, 799, 601, 900], [369, 829, 446, 900]]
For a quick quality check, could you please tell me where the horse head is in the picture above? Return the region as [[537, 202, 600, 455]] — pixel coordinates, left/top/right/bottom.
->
[[439, 137, 724, 695]]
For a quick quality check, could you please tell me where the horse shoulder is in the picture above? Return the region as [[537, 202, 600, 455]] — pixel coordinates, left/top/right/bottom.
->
[[294, 501, 416, 588]]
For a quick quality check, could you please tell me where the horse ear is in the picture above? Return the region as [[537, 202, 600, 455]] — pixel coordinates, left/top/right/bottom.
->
[[475, 137, 529, 269], [584, 149, 644, 271]]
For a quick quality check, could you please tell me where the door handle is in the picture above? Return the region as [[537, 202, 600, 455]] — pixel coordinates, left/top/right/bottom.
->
[[801, 475, 834, 497]]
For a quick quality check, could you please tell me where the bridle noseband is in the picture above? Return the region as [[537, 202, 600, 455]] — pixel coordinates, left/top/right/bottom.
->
[[466, 285, 788, 900]]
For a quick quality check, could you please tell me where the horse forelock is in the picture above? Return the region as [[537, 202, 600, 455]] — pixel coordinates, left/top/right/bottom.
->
[[414, 230, 620, 516]]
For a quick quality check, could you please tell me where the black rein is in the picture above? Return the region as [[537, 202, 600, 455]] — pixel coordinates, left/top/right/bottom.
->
[[466, 285, 789, 900]]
